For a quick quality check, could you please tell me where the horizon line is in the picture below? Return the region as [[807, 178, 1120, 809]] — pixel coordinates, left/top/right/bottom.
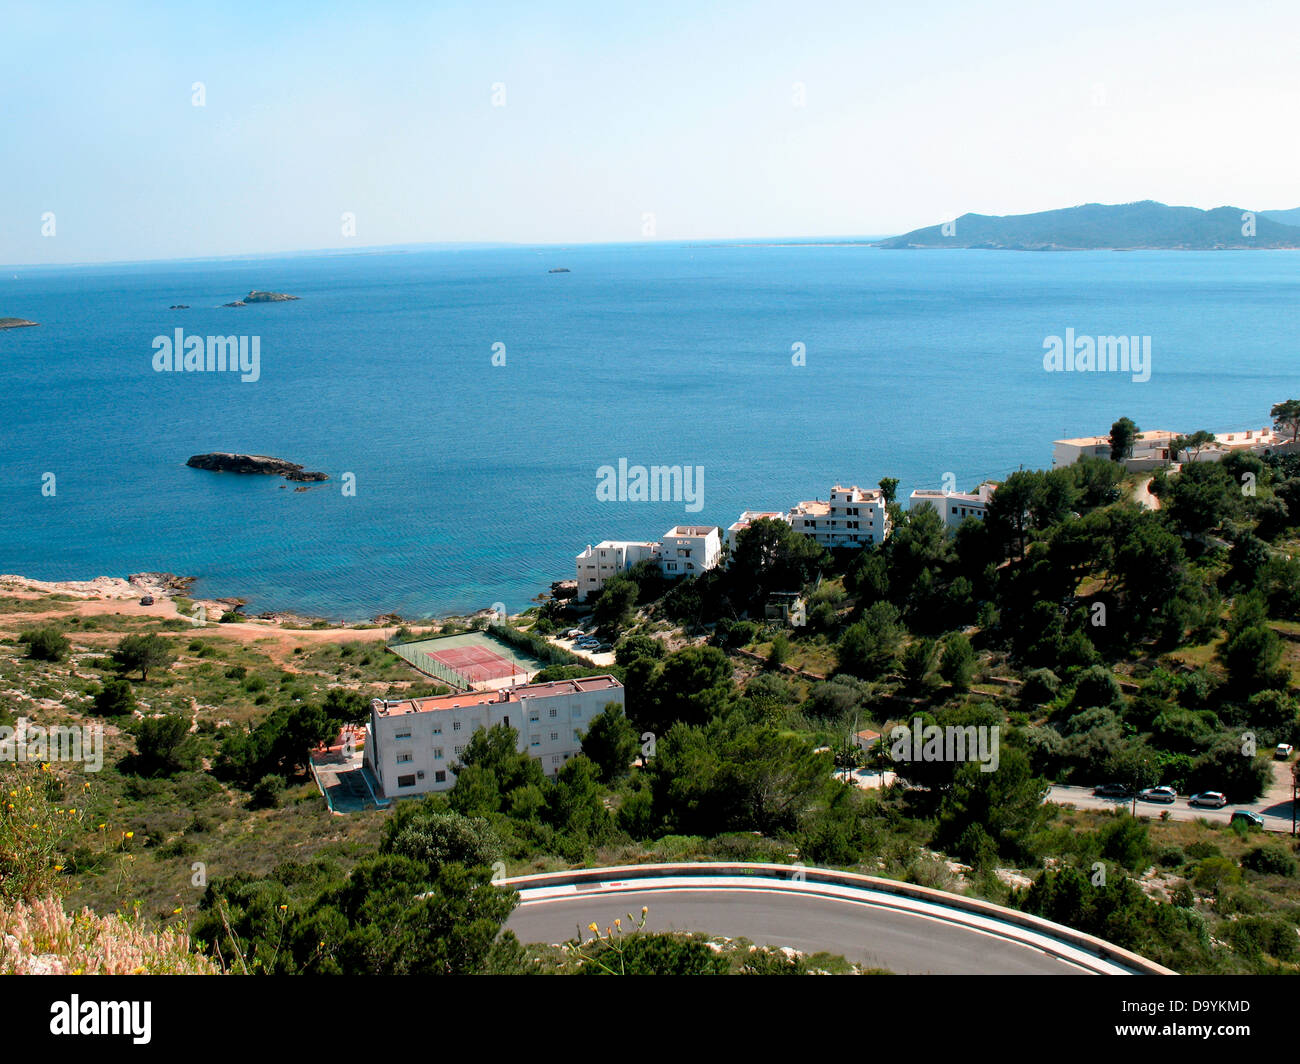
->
[[0, 233, 893, 272]]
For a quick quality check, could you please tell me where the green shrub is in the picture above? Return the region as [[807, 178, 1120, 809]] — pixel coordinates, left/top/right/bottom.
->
[[250, 775, 285, 810], [1155, 846, 1185, 869], [1242, 845, 1297, 877], [19, 628, 70, 663], [92, 678, 136, 717]]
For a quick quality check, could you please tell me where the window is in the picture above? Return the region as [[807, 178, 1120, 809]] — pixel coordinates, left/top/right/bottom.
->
[[531, 738, 540, 747], [454, 745, 464, 756], [397, 774, 416, 788], [396, 752, 413, 764], [452, 721, 462, 731], [549, 708, 558, 718], [431, 726, 442, 735], [433, 747, 443, 759], [550, 732, 558, 741], [552, 755, 561, 764], [416, 770, 425, 780], [395, 730, 411, 741], [434, 770, 446, 783], [503, 715, 509, 727]]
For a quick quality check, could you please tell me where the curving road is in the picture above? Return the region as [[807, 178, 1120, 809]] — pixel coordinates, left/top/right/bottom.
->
[[505, 869, 1160, 975]]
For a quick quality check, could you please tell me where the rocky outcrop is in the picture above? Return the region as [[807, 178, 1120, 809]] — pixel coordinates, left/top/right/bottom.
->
[[548, 267, 571, 273], [244, 290, 299, 302], [0, 318, 38, 329], [186, 452, 328, 482], [169, 305, 189, 310], [221, 301, 246, 307], [129, 572, 196, 594]]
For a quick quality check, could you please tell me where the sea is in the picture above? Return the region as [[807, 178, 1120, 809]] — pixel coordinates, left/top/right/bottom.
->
[[2, 242, 1297, 619]]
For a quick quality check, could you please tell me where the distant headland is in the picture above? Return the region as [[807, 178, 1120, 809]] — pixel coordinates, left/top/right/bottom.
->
[[0, 318, 39, 329], [877, 200, 1300, 250], [186, 452, 328, 482]]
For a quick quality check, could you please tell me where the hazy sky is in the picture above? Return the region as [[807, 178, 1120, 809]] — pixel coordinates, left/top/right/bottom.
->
[[5, 0, 1299, 264]]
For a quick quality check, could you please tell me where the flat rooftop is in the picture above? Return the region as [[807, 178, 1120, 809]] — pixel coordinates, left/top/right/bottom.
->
[[374, 675, 623, 717], [727, 511, 785, 530], [1054, 430, 1177, 446], [831, 484, 883, 500], [665, 525, 716, 536], [791, 500, 830, 516]]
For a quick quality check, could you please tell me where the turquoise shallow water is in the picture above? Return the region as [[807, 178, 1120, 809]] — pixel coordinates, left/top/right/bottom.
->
[[2, 243, 1297, 619]]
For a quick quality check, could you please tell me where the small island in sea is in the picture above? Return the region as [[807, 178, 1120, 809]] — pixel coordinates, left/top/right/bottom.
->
[[186, 452, 328, 482], [221, 290, 299, 307], [878, 200, 1300, 250], [0, 317, 39, 329]]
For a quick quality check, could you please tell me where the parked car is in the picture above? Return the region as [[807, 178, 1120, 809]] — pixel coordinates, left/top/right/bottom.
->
[[566, 629, 585, 639], [1276, 743, 1294, 760], [1230, 810, 1265, 828], [1188, 791, 1228, 808], [1138, 786, 1177, 804], [1092, 782, 1131, 798], [139, 595, 154, 606]]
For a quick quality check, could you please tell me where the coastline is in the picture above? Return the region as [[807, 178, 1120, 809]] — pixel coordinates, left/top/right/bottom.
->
[[0, 571, 509, 631]]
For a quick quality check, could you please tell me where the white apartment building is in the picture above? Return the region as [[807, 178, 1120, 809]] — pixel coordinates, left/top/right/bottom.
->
[[725, 510, 790, 550], [789, 485, 890, 549], [660, 525, 722, 579], [1052, 430, 1179, 468], [1183, 427, 1285, 462], [1053, 426, 1286, 470], [364, 675, 625, 798], [908, 482, 998, 529], [575, 540, 661, 599]]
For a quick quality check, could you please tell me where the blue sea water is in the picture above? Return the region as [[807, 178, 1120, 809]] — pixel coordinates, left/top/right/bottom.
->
[[2, 243, 1298, 619]]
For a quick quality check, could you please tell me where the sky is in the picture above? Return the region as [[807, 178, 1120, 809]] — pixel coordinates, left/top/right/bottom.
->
[[4, 0, 1300, 264]]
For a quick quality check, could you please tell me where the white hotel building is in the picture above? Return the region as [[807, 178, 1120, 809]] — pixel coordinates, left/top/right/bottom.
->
[[660, 524, 722, 578], [788, 485, 890, 549], [908, 482, 998, 529], [574, 540, 662, 599], [724, 510, 790, 550], [1052, 426, 1287, 470], [575, 525, 722, 598], [364, 675, 625, 798]]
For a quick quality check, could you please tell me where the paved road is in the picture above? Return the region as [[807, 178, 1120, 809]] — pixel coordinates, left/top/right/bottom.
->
[[506, 878, 1138, 975], [1048, 782, 1296, 832]]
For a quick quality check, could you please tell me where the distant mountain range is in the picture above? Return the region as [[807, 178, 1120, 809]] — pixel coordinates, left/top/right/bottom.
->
[[878, 201, 1300, 250]]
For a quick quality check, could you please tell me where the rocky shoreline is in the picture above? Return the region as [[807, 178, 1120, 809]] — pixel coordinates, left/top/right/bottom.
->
[[0, 571, 521, 630]]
